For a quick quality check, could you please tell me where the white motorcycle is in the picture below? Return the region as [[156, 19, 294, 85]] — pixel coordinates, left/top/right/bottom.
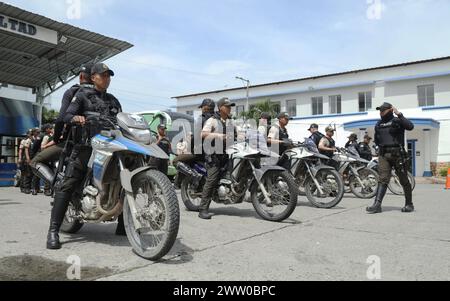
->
[[283, 139, 345, 209], [180, 130, 299, 222], [333, 147, 379, 199]]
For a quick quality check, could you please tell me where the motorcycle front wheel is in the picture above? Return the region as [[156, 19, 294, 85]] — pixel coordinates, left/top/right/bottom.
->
[[304, 169, 344, 209], [123, 170, 180, 261], [251, 171, 298, 222]]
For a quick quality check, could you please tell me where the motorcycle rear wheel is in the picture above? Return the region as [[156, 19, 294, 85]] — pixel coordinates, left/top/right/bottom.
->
[[180, 177, 203, 211]]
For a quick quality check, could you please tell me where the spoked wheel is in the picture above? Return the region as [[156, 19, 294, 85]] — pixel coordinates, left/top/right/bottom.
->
[[304, 169, 344, 209], [60, 202, 84, 234], [388, 172, 415, 195], [180, 177, 203, 211], [251, 171, 298, 222], [124, 170, 179, 261], [349, 168, 379, 199]]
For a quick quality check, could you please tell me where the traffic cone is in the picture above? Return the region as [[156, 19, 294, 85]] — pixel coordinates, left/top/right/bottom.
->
[[446, 168, 450, 190]]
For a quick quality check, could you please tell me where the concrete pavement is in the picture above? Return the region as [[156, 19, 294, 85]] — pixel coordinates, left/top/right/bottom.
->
[[0, 184, 449, 281]]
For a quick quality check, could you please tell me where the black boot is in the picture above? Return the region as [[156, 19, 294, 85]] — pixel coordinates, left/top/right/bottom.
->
[[367, 184, 388, 214], [401, 183, 414, 213], [115, 213, 126, 236], [46, 191, 70, 250], [198, 199, 213, 220]]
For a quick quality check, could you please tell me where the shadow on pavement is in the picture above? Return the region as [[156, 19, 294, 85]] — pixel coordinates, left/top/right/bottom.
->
[[62, 223, 131, 247]]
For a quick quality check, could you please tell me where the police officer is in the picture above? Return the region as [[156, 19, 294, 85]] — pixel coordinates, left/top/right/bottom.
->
[[29, 128, 43, 195], [308, 123, 324, 146], [358, 135, 373, 161], [199, 98, 236, 220], [46, 63, 123, 250], [173, 99, 216, 189], [150, 124, 172, 175], [31, 63, 94, 194], [345, 133, 360, 156], [318, 126, 337, 158], [18, 130, 33, 194], [367, 102, 415, 214], [268, 112, 292, 169], [318, 126, 339, 170]]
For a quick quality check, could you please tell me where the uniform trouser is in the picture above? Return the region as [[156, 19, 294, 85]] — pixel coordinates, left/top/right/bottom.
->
[[31, 144, 64, 191], [378, 151, 413, 205], [200, 155, 228, 210], [20, 163, 32, 190], [58, 146, 92, 193], [49, 146, 92, 229]]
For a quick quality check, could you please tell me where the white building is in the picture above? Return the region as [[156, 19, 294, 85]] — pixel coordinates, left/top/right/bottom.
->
[[174, 56, 450, 177]]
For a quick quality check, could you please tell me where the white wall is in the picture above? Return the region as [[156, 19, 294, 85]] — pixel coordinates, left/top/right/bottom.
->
[[0, 85, 36, 102]]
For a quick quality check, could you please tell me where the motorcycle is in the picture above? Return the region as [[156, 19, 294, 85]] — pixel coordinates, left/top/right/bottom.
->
[[55, 112, 180, 261], [283, 139, 344, 209], [367, 157, 416, 195], [178, 130, 298, 222], [332, 147, 379, 199]]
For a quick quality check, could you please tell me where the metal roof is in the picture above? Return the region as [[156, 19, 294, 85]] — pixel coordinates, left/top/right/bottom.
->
[[173, 56, 450, 99], [0, 1, 133, 100]]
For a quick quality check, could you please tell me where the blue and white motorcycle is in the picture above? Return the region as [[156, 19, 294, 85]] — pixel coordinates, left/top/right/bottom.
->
[[59, 112, 180, 261]]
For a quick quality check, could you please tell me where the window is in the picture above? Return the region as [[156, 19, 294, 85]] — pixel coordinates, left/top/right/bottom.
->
[[186, 111, 193, 116], [236, 105, 245, 117], [286, 100, 297, 117], [272, 102, 281, 114], [358, 92, 372, 112], [329, 95, 342, 114], [418, 85, 435, 107], [312, 97, 323, 115]]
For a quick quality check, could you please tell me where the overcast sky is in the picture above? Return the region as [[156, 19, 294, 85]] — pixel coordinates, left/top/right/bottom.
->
[[4, 0, 450, 112]]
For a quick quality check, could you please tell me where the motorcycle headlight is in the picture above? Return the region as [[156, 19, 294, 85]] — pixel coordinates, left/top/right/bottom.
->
[[129, 128, 152, 145]]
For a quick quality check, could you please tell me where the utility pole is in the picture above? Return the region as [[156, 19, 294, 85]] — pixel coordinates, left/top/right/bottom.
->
[[235, 76, 250, 112]]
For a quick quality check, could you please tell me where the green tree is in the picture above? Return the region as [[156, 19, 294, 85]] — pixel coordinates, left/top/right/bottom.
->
[[42, 107, 59, 124], [239, 99, 278, 121]]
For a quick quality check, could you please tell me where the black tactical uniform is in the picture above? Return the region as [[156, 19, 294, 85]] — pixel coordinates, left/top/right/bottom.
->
[[46, 63, 122, 250], [367, 102, 415, 214], [31, 64, 94, 193], [358, 138, 373, 161], [310, 131, 324, 147]]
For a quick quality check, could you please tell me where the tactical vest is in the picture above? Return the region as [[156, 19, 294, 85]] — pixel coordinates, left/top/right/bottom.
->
[[375, 119, 404, 147], [320, 136, 335, 158], [310, 132, 325, 147], [212, 113, 228, 154], [83, 91, 121, 139]]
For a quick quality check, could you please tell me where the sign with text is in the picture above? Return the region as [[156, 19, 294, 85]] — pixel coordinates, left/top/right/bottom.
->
[[0, 14, 58, 44]]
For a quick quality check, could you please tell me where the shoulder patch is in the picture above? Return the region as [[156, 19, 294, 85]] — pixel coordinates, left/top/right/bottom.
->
[[71, 96, 77, 103]]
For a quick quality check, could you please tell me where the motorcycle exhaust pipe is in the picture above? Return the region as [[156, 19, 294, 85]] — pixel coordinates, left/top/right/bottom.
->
[[177, 162, 203, 180]]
